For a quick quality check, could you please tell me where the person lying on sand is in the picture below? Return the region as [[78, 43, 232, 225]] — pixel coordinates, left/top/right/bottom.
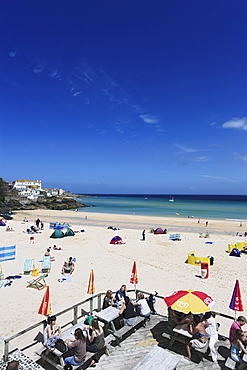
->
[[53, 245, 62, 250], [6, 226, 15, 231]]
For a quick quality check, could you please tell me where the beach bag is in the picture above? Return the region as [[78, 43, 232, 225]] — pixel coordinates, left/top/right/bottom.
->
[[55, 338, 67, 353], [84, 315, 94, 326]]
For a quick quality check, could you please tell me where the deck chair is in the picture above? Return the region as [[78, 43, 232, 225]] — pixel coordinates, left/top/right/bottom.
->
[[23, 259, 34, 275], [41, 256, 51, 273], [26, 273, 48, 290]]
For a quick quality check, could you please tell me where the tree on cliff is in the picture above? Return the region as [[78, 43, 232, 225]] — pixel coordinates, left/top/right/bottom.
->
[[0, 178, 8, 203]]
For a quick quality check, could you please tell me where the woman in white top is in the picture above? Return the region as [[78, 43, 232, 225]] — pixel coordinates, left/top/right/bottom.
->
[[134, 292, 151, 318], [43, 315, 62, 349]]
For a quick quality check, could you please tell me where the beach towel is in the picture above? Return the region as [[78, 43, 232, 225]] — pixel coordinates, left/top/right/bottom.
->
[[58, 275, 72, 283]]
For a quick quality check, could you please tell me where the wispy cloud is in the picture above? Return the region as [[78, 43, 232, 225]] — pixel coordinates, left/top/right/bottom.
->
[[233, 152, 247, 164], [139, 115, 159, 124], [222, 117, 247, 131], [9, 51, 17, 57], [174, 143, 197, 153], [194, 156, 208, 162], [202, 175, 226, 180], [33, 63, 46, 73]]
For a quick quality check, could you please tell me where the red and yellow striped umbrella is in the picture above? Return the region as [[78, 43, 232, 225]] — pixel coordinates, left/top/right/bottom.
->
[[164, 289, 215, 314], [38, 286, 52, 316], [87, 269, 95, 295]]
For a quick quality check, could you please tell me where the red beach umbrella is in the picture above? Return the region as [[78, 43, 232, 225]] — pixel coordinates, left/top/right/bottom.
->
[[130, 261, 138, 295], [130, 261, 138, 284], [229, 279, 244, 319], [164, 289, 215, 314], [87, 269, 95, 295], [38, 286, 52, 316]]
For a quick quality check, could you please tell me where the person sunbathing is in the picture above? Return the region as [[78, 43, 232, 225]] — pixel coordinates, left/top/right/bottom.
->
[[44, 248, 55, 261], [6, 226, 14, 231], [53, 245, 62, 250], [61, 258, 75, 275]]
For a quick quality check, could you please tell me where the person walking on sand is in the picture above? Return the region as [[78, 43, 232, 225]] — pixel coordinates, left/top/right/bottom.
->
[[205, 221, 208, 227], [142, 230, 145, 241]]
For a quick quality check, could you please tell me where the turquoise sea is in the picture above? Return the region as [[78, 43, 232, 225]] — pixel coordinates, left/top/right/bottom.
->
[[76, 194, 247, 221]]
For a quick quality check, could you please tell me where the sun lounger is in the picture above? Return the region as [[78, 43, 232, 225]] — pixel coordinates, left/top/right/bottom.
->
[[23, 259, 34, 275], [26, 273, 48, 290], [41, 256, 51, 273]]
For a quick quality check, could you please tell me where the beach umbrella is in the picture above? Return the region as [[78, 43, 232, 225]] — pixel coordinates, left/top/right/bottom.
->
[[130, 261, 138, 296], [229, 279, 244, 319], [87, 269, 95, 314], [164, 289, 215, 314], [38, 286, 52, 316]]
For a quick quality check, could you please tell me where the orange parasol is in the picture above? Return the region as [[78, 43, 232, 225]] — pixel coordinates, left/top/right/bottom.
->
[[87, 269, 95, 295], [38, 286, 52, 316]]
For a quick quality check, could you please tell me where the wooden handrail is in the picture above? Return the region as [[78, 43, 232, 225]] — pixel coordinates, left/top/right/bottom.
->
[[3, 289, 235, 362]]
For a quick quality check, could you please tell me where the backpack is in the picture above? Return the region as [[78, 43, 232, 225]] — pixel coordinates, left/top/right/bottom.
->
[[84, 315, 94, 326], [55, 338, 67, 353]]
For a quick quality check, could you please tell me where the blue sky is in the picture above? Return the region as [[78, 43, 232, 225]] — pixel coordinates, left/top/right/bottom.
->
[[1, 0, 247, 194]]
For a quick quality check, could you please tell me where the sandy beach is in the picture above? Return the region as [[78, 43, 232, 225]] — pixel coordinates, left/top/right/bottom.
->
[[0, 209, 247, 354]]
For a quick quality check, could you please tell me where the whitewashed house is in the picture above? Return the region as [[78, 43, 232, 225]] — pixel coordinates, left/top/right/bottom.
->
[[11, 179, 42, 200], [44, 188, 65, 197]]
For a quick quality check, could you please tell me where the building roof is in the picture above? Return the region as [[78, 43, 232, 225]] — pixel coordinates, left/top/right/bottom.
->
[[13, 179, 41, 183]]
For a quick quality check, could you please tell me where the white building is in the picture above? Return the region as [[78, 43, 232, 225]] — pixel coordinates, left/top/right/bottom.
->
[[12, 179, 42, 200], [44, 188, 65, 197]]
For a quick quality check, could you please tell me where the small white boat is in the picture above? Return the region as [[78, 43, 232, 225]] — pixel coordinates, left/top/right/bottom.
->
[[169, 196, 174, 202]]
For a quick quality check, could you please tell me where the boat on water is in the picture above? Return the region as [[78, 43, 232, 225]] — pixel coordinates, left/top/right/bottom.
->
[[169, 196, 174, 202]]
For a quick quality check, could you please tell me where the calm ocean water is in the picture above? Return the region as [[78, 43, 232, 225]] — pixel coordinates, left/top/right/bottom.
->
[[76, 194, 247, 220]]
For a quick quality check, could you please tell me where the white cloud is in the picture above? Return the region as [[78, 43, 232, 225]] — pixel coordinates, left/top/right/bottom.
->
[[233, 152, 247, 163], [202, 175, 226, 180], [139, 115, 159, 124], [222, 117, 247, 131], [174, 143, 197, 153]]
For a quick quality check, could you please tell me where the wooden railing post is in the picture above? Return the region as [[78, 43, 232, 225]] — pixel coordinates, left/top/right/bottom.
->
[[4, 340, 9, 362], [97, 294, 102, 312], [73, 306, 78, 325], [90, 297, 93, 315]]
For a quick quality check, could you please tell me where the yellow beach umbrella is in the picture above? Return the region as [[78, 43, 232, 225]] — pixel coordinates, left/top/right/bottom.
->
[[164, 289, 215, 314]]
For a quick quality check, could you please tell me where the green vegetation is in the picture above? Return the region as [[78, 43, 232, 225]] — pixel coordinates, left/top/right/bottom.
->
[[0, 178, 8, 202]]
